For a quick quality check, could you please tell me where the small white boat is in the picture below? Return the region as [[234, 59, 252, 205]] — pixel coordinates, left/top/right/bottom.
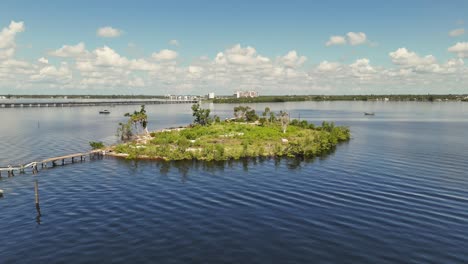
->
[[99, 110, 110, 114], [364, 112, 375, 116]]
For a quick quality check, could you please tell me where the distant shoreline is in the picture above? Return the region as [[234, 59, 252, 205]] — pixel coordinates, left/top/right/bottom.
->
[[211, 94, 468, 103], [2, 94, 467, 103]]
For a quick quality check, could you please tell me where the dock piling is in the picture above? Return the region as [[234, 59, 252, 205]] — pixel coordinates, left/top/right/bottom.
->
[[34, 180, 40, 207], [34, 180, 41, 224]]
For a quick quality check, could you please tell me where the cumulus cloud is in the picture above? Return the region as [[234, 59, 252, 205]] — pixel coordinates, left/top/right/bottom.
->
[[325, 32, 368, 46], [278, 50, 307, 68], [326, 36, 346, 46], [30, 62, 72, 83], [448, 42, 468, 58], [94, 46, 128, 66], [49, 42, 87, 57], [346, 32, 367, 45], [38, 57, 48, 64], [449, 28, 465, 37], [350, 58, 376, 79], [317, 61, 341, 72], [389, 48, 436, 66], [97, 26, 122, 38], [0, 20, 25, 59], [0, 19, 467, 95], [215, 44, 270, 65], [152, 49, 178, 61]]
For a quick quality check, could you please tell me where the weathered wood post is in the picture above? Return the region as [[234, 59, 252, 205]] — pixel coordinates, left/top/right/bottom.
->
[[34, 180, 41, 224], [34, 180, 40, 208]]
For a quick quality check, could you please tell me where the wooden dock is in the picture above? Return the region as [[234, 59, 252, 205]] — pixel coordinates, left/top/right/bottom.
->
[[0, 150, 104, 177]]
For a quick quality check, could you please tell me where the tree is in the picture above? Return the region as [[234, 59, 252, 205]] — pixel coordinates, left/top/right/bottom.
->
[[279, 111, 289, 133], [117, 122, 133, 141], [125, 105, 149, 134], [262, 107, 276, 123], [192, 103, 212, 126], [117, 105, 149, 141], [234, 106, 258, 122]]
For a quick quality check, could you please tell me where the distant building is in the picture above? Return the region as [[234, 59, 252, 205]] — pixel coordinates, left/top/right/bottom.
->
[[234, 91, 258, 98], [208, 92, 215, 99]]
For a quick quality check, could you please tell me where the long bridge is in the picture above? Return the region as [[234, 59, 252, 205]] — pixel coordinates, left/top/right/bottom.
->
[[0, 99, 199, 108]]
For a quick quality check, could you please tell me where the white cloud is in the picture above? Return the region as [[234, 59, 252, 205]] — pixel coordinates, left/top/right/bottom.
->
[[325, 32, 368, 46], [317, 61, 341, 72], [38, 57, 48, 64], [169, 39, 179, 46], [0, 20, 25, 59], [389, 48, 436, 66], [215, 44, 270, 65], [94, 46, 128, 66], [97, 26, 122, 38], [31, 62, 72, 83], [151, 49, 178, 61], [278, 50, 307, 68], [350, 58, 376, 80], [49, 42, 87, 57], [325, 35, 346, 46], [346, 32, 367, 45], [0, 17, 466, 95], [448, 42, 468, 58], [449, 28, 465, 37]]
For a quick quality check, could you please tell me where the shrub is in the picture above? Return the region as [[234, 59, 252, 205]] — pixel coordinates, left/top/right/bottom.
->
[[89, 141, 105, 149]]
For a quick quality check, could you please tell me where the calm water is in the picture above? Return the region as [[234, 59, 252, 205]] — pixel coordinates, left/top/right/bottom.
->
[[0, 101, 467, 263]]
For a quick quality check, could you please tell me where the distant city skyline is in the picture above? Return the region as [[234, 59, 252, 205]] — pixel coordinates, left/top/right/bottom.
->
[[0, 0, 467, 95]]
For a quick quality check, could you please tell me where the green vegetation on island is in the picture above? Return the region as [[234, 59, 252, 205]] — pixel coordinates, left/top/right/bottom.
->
[[111, 104, 351, 161]]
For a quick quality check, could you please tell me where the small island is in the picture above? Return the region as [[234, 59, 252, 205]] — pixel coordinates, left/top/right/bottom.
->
[[104, 104, 350, 161]]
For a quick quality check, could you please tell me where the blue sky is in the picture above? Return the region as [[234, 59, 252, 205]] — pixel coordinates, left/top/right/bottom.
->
[[0, 0, 467, 95]]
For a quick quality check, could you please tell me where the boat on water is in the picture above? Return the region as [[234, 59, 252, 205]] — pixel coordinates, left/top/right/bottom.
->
[[364, 112, 375, 116], [99, 110, 110, 114]]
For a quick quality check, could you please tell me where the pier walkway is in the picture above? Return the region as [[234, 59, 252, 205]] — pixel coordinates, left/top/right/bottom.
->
[[0, 150, 104, 177]]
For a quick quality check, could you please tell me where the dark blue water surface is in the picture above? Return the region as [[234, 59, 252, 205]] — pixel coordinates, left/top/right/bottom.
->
[[1, 101, 467, 263]]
